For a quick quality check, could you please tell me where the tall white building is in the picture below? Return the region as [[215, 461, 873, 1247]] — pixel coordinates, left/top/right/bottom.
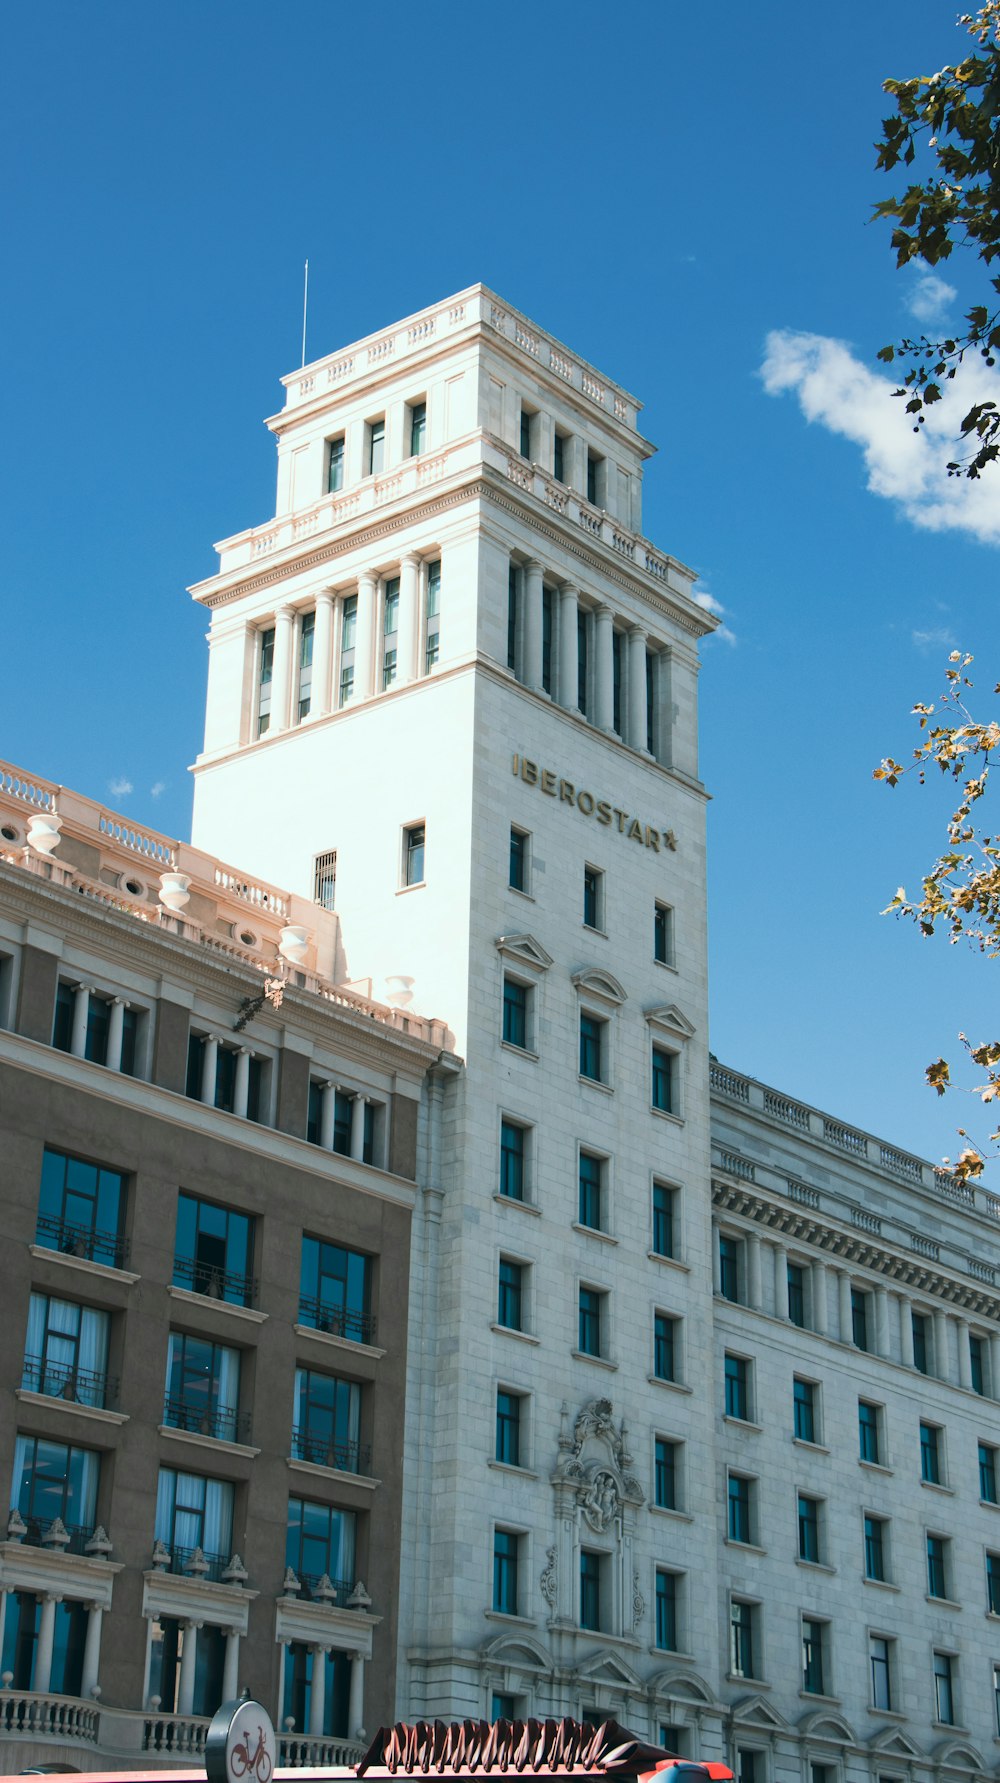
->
[[186, 287, 1000, 1783]]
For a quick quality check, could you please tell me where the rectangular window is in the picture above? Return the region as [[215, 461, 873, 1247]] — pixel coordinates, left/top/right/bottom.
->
[[787, 1264, 806, 1328], [578, 1286, 603, 1357], [339, 595, 357, 706], [725, 1353, 750, 1421], [498, 1259, 524, 1331], [986, 1550, 1000, 1615], [728, 1473, 752, 1544], [404, 823, 425, 886], [912, 1312, 930, 1374], [553, 430, 566, 483], [507, 565, 519, 675], [541, 586, 554, 694], [519, 408, 533, 461], [653, 902, 673, 965], [286, 1496, 356, 1599], [583, 865, 603, 930], [851, 1288, 870, 1351], [580, 1549, 601, 1630], [654, 1312, 677, 1383], [927, 1533, 948, 1599], [865, 1515, 887, 1581], [652, 1181, 675, 1258], [933, 1651, 955, 1725], [327, 435, 345, 493], [980, 1441, 998, 1503], [257, 625, 274, 736], [409, 401, 427, 456], [737, 1753, 760, 1783], [577, 609, 589, 714], [292, 1368, 363, 1473], [53, 983, 138, 1073], [502, 977, 530, 1050], [313, 849, 337, 910], [37, 1146, 127, 1270], [496, 1390, 522, 1467], [579, 1013, 605, 1083], [493, 1528, 520, 1615], [174, 1192, 253, 1306], [382, 576, 400, 689], [509, 826, 529, 892], [654, 1437, 678, 1510], [920, 1421, 941, 1484], [802, 1619, 826, 1695], [500, 1121, 526, 1201], [578, 1151, 604, 1230], [298, 610, 315, 718], [719, 1234, 741, 1303], [586, 451, 602, 506], [612, 628, 623, 736], [155, 1468, 235, 1579], [870, 1635, 892, 1710], [655, 1570, 678, 1651], [794, 1378, 817, 1444], [859, 1400, 882, 1465], [425, 558, 441, 671], [970, 1333, 986, 1395], [22, 1293, 111, 1410], [164, 1331, 241, 1443], [798, 1494, 820, 1563], [493, 1694, 517, 1722], [299, 1236, 373, 1342], [367, 417, 386, 476], [730, 1598, 756, 1679], [646, 648, 657, 755], [652, 1046, 674, 1113], [13, 1432, 101, 1547]]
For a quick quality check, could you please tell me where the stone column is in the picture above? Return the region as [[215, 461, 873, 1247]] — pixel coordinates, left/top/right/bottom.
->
[[956, 1319, 972, 1390], [559, 587, 580, 713], [309, 1645, 327, 1735], [875, 1289, 891, 1359], [838, 1272, 853, 1345], [106, 998, 128, 1071], [177, 1621, 199, 1715], [348, 1653, 365, 1738], [812, 1262, 828, 1335], [312, 593, 335, 717], [270, 606, 295, 732], [934, 1310, 950, 1382], [773, 1245, 789, 1320], [200, 1036, 219, 1107], [70, 984, 91, 1058], [350, 1095, 368, 1163], [353, 573, 377, 701], [397, 554, 421, 686], [746, 1234, 762, 1311], [319, 1082, 336, 1152], [523, 561, 544, 691], [899, 1297, 914, 1367], [80, 1602, 103, 1700], [627, 626, 648, 751], [223, 1628, 240, 1702], [277, 1639, 290, 1725], [35, 1594, 58, 1694], [233, 1048, 252, 1120], [594, 606, 614, 732]]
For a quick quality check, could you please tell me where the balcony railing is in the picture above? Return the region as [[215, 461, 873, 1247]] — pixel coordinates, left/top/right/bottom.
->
[[172, 1254, 255, 1307], [35, 1213, 130, 1271], [298, 1296, 376, 1345], [21, 1354, 115, 1410], [22, 1517, 96, 1555], [0, 1690, 99, 1742], [141, 1714, 363, 1766], [162, 1395, 249, 1445], [291, 1428, 369, 1474]]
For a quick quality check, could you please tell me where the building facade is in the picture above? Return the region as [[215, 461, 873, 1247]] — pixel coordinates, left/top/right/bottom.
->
[[0, 767, 453, 1771]]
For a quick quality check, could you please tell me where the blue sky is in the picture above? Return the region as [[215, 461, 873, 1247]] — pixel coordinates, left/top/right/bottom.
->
[[4, 1, 997, 1169]]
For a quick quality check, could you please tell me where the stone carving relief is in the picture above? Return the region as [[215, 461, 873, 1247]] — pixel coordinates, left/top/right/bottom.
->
[[540, 1546, 557, 1608], [553, 1397, 644, 1518]]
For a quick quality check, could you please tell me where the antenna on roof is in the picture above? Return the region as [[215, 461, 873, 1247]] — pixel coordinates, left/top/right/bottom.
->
[[301, 259, 309, 368]]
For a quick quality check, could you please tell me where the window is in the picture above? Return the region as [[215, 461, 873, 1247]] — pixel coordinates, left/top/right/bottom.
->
[[646, 649, 658, 755], [53, 981, 139, 1074], [553, 429, 567, 483], [654, 1436, 679, 1510], [578, 1151, 605, 1231], [500, 1121, 527, 1201], [155, 1467, 235, 1578], [986, 1550, 1000, 1614], [933, 1651, 955, 1725], [509, 826, 529, 892], [507, 564, 520, 675], [659, 1728, 687, 1758], [519, 407, 534, 461], [306, 1086, 373, 1161], [493, 1528, 520, 1615], [580, 1549, 602, 1630], [367, 416, 386, 476], [870, 1635, 892, 1710], [798, 1494, 820, 1563], [409, 401, 427, 456], [257, 625, 274, 735], [37, 1146, 127, 1270], [787, 1263, 806, 1328], [498, 1259, 524, 1331], [737, 1753, 761, 1783], [339, 595, 357, 705], [719, 1234, 741, 1303], [586, 451, 602, 506], [725, 1353, 750, 1421], [612, 628, 623, 736], [995, 1665, 1000, 1737], [579, 1013, 606, 1083], [583, 865, 603, 930], [577, 609, 589, 713], [174, 1192, 254, 1306], [298, 609, 315, 718], [578, 1286, 604, 1357], [496, 1390, 523, 1467], [728, 1473, 752, 1545], [292, 1369, 363, 1473], [502, 977, 531, 1050], [802, 1619, 827, 1695], [652, 1045, 675, 1113], [164, 1332, 241, 1443], [851, 1287, 870, 1351], [286, 1497, 356, 1600], [22, 1293, 110, 1410], [403, 823, 425, 886], [299, 1236, 373, 1343], [425, 558, 441, 671], [859, 1400, 882, 1465], [980, 1441, 998, 1503], [970, 1333, 987, 1395], [655, 1570, 678, 1650], [327, 435, 345, 493], [864, 1515, 887, 1582], [541, 586, 554, 694], [1, 1591, 88, 1696], [314, 849, 337, 910], [654, 1312, 678, 1383], [185, 1031, 264, 1120], [382, 576, 399, 689], [926, 1533, 948, 1598], [281, 1643, 350, 1741], [794, 1378, 817, 1444], [920, 1421, 942, 1484], [652, 1181, 676, 1258], [653, 902, 673, 965], [12, 1435, 99, 1548], [912, 1311, 930, 1374], [730, 1598, 757, 1679]]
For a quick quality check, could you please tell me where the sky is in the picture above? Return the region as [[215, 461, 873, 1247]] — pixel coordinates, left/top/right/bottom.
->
[[3, 0, 997, 1172]]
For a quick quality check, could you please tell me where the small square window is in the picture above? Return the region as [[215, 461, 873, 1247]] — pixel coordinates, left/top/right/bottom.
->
[[403, 823, 425, 886], [496, 1389, 523, 1467], [578, 1151, 605, 1231], [652, 1045, 675, 1114], [500, 1121, 527, 1202], [502, 977, 532, 1051], [652, 1181, 676, 1258], [509, 827, 530, 893], [920, 1420, 942, 1484], [578, 1286, 605, 1358], [654, 1436, 680, 1510], [794, 1378, 817, 1444], [493, 1528, 521, 1615], [725, 1353, 751, 1421], [653, 902, 673, 966], [583, 865, 604, 931], [654, 1312, 679, 1383], [579, 1013, 606, 1084], [498, 1258, 524, 1332], [859, 1400, 882, 1465]]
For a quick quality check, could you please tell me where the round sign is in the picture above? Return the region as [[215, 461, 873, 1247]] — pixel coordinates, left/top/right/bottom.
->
[[206, 1696, 277, 1783]]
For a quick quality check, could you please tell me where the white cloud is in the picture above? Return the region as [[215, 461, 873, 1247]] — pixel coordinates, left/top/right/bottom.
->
[[906, 268, 957, 325], [760, 329, 1000, 546], [150, 781, 166, 799], [693, 585, 737, 646], [108, 776, 133, 797], [912, 625, 958, 651]]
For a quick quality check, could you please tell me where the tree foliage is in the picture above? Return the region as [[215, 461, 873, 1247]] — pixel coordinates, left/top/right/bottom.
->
[[873, 3, 1000, 478], [875, 654, 1000, 1178]]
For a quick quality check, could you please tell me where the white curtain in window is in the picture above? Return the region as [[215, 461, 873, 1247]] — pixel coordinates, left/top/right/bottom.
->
[[155, 1468, 175, 1547], [204, 1480, 234, 1558], [76, 1450, 99, 1528], [24, 1295, 46, 1383], [346, 1383, 360, 1449], [216, 1346, 240, 1439], [11, 1435, 28, 1510], [78, 1308, 109, 1405], [330, 1508, 355, 1583]]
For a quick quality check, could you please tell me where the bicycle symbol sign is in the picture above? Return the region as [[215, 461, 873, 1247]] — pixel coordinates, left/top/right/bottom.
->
[[206, 1696, 277, 1783]]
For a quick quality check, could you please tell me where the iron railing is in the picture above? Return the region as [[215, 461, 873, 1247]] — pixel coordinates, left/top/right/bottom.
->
[[21, 1354, 115, 1410], [162, 1395, 249, 1444], [35, 1213, 129, 1270], [290, 1428, 369, 1474], [297, 1296, 376, 1344], [172, 1254, 255, 1307]]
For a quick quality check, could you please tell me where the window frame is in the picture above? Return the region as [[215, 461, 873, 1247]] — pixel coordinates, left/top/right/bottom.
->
[[499, 1118, 528, 1203], [577, 1148, 607, 1233], [651, 1179, 677, 1260], [582, 864, 605, 933], [497, 1257, 526, 1333], [577, 1283, 607, 1359], [402, 822, 426, 889], [793, 1376, 819, 1446], [724, 1351, 752, 1423], [578, 1010, 608, 1085], [651, 1042, 678, 1116], [509, 826, 530, 894], [654, 1311, 679, 1384], [495, 1387, 525, 1469], [653, 901, 674, 967]]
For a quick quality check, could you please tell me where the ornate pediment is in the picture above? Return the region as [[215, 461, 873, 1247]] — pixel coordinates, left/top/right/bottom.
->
[[728, 1694, 789, 1732], [645, 1002, 695, 1039], [553, 1398, 644, 1522], [496, 933, 554, 971], [571, 968, 627, 1006], [574, 1648, 643, 1689], [867, 1728, 924, 1761]]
